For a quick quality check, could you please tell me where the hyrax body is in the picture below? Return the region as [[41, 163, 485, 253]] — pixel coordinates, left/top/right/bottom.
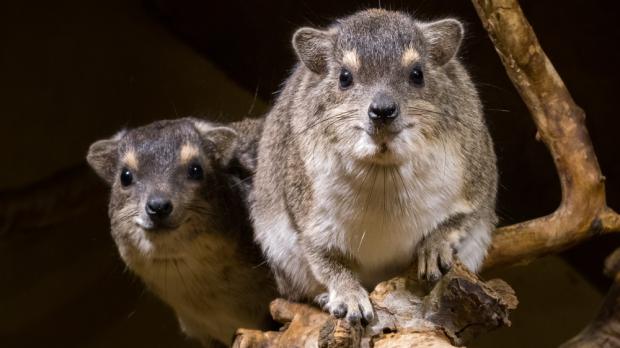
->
[[87, 117, 275, 347], [251, 9, 497, 324]]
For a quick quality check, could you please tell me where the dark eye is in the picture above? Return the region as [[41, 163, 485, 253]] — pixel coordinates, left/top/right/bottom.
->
[[409, 65, 424, 87], [339, 68, 353, 89], [120, 168, 133, 186], [188, 163, 204, 181]]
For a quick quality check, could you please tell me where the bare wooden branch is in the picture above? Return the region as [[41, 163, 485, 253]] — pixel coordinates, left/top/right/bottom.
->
[[233, 263, 517, 348], [560, 248, 620, 347], [470, 0, 620, 270]]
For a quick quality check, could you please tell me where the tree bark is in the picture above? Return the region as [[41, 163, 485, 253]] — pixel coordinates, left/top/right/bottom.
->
[[470, 0, 620, 270], [560, 248, 620, 347], [233, 263, 517, 348]]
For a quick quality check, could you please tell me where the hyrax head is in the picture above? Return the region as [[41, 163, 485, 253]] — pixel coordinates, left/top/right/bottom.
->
[[292, 9, 466, 165], [87, 118, 238, 260]]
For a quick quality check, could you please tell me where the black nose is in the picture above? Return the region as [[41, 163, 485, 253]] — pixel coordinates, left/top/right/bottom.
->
[[368, 98, 399, 122], [146, 197, 173, 219]]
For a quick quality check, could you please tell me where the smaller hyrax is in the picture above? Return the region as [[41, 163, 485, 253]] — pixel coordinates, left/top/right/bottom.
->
[[87, 117, 275, 347], [252, 9, 497, 324]]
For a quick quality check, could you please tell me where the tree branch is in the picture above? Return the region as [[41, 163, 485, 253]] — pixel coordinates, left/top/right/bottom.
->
[[471, 0, 620, 270], [560, 248, 620, 347], [233, 263, 517, 347]]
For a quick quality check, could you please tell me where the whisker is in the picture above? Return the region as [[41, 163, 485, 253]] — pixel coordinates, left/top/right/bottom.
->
[[358, 165, 378, 252], [485, 108, 511, 113], [293, 109, 358, 137], [388, 167, 405, 217], [172, 259, 196, 299], [395, 167, 412, 215], [382, 166, 386, 231]]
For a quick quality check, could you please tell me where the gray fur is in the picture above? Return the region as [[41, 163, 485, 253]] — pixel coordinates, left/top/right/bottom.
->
[[251, 9, 497, 324], [87, 117, 275, 347]]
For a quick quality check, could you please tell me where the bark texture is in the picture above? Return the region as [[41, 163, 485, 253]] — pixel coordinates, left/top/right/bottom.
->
[[560, 248, 620, 348], [233, 263, 517, 348], [470, 0, 620, 270]]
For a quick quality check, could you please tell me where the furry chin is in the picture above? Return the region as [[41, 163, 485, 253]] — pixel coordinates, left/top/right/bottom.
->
[[350, 135, 411, 166], [340, 124, 421, 165], [116, 223, 188, 262]]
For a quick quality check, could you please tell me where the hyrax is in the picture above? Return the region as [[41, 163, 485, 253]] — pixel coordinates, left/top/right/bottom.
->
[[87, 117, 275, 347], [251, 9, 497, 324]]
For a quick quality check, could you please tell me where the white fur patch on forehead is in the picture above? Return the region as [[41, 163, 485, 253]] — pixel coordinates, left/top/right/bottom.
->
[[342, 49, 360, 70], [180, 144, 199, 164], [123, 150, 138, 170], [401, 46, 420, 66]]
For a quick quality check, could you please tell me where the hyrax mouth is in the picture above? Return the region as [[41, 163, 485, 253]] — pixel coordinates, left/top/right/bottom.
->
[[135, 215, 181, 233], [362, 123, 402, 148]]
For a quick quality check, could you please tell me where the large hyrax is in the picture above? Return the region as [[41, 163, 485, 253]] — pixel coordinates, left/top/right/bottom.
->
[[87, 117, 275, 347], [252, 9, 497, 324]]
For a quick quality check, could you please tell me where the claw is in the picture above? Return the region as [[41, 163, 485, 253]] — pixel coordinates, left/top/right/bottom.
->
[[324, 287, 374, 324], [332, 302, 347, 318], [417, 237, 455, 283]]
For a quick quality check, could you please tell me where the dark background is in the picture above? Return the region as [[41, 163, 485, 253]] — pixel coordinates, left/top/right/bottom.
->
[[1, 1, 619, 347]]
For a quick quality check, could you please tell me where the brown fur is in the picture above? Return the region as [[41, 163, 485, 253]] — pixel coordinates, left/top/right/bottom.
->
[[251, 9, 497, 324], [87, 117, 275, 347]]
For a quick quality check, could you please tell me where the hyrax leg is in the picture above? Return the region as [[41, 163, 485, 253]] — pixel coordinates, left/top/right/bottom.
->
[[417, 213, 492, 283], [303, 240, 375, 324]]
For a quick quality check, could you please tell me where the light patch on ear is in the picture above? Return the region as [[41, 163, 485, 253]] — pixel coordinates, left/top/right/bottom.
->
[[191, 119, 239, 166], [419, 18, 464, 66], [292, 27, 332, 74], [192, 120, 212, 135], [401, 46, 420, 66], [86, 130, 125, 185], [180, 144, 199, 164], [342, 49, 360, 71], [123, 150, 139, 170]]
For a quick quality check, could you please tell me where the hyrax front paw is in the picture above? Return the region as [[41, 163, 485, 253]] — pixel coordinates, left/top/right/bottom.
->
[[323, 286, 374, 325], [417, 235, 455, 283]]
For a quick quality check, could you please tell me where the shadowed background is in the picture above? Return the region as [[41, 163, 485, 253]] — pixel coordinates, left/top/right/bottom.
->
[[1, 1, 618, 347]]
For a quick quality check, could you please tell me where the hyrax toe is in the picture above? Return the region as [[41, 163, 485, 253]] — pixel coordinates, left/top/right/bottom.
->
[[418, 238, 455, 283], [314, 292, 330, 309], [327, 287, 373, 324]]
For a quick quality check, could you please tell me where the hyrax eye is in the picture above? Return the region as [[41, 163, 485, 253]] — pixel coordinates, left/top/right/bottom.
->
[[409, 65, 424, 87], [339, 68, 353, 89], [120, 168, 133, 186], [188, 162, 204, 181]]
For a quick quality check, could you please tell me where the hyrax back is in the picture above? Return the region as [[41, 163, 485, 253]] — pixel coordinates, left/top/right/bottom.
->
[[87, 117, 274, 347], [251, 9, 497, 324]]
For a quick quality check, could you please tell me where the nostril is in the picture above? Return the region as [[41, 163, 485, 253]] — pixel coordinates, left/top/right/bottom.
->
[[146, 198, 173, 218], [368, 103, 399, 121], [384, 105, 397, 118]]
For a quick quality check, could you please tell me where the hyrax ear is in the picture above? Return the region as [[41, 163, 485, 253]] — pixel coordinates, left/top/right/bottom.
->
[[86, 130, 124, 185], [193, 120, 239, 166], [292, 27, 332, 74], [420, 18, 464, 66]]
